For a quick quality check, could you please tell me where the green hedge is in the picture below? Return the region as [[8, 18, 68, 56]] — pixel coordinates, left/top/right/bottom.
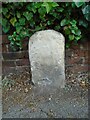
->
[[1, 2, 90, 51]]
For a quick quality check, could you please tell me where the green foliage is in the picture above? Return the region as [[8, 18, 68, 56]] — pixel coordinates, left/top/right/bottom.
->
[[1, 2, 90, 50], [42, 2, 59, 13], [62, 19, 81, 42], [2, 76, 15, 89], [82, 5, 90, 21], [74, 1, 85, 8]]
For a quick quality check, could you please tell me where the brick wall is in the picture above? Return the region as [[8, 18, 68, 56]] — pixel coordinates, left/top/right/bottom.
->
[[1, 35, 30, 75], [65, 43, 89, 82], [1, 35, 89, 81]]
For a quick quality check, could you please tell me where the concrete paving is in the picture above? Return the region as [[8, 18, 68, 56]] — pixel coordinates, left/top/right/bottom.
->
[[2, 84, 88, 118]]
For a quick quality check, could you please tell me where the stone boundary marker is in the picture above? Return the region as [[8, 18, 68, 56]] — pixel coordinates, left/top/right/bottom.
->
[[29, 30, 65, 88]]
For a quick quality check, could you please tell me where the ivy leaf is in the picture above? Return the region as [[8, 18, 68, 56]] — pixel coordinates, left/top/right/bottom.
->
[[35, 26, 41, 31], [75, 35, 81, 41], [16, 42, 21, 46], [0, 17, 2, 24], [75, 29, 81, 35], [0, 8, 2, 14], [82, 5, 90, 14], [16, 12, 21, 18], [31, 7, 37, 13], [60, 19, 69, 26], [10, 17, 17, 26], [23, 12, 33, 21], [54, 25, 61, 30], [19, 17, 25, 25], [42, 2, 59, 13], [21, 29, 29, 37], [8, 35, 12, 41], [82, 5, 90, 21], [2, 18, 7, 27], [47, 21, 51, 25], [27, 4, 37, 13], [51, 2, 59, 7], [16, 35, 21, 41], [66, 43, 70, 48], [64, 28, 70, 35], [2, 8, 8, 15], [71, 2, 76, 8], [69, 34, 74, 41], [73, 0, 85, 8], [34, 3, 42, 9], [3, 24, 10, 33], [26, 4, 32, 11], [16, 26, 22, 33], [71, 29, 76, 34], [70, 20, 77, 25], [42, 3, 51, 13], [38, 7, 46, 16], [6, 14, 10, 19], [30, 21, 35, 28], [56, 7, 64, 12], [79, 20, 88, 28], [3, 26, 10, 33], [2, 19, 10, 33], [84, 14, 90, 21]]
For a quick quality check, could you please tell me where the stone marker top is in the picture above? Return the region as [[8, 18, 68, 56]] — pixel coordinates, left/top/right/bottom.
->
[[29, 29, 65, 45], [29, 30, 65, 88]]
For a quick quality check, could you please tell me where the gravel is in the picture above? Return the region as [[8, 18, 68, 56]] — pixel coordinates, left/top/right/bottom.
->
[[2, 73, 89, 118]]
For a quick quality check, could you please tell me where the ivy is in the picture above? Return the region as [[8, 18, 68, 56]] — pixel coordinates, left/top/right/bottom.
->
[[82, 5, 90, 21], [42, 2, 59, 13], [10, 17, 17, 26], [1, 2, 90, 51]]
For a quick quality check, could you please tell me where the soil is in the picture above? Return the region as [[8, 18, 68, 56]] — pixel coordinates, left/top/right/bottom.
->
[[2, 71, 89, 118]]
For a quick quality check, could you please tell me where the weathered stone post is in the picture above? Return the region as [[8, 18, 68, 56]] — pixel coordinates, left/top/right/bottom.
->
[[29, 30, 65, 88]]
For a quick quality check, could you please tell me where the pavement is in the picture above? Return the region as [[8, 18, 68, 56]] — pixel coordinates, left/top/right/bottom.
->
[[2, 83, 88, 118]]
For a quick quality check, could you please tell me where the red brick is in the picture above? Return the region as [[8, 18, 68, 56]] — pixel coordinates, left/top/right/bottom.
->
[[0, 60, 2, 76], [0, 35, 2, 45], [22, 37, 29, 50], [66, 64, 88, 74], [0, 52, 2, 60], [2, 35, 10, 44], [16, 59, 30, 66], [71, 44, 80, 50], [2, 44, 9, 52], [66, 57, 85, 65], [73, 65, 88, 73], [0, 44, 2, 52], [16, 66, 30, 74], [2, 65, 30, 76], [7, 44, 21, 52], [85, 58, 90, 65], [74, 50, 84, 57], [88, 42, 90, 50], [2, 51, 29, 60], [80, 65, 88, 71], [23, 37, 29, 42], [65, 49, 72, 58], [84, 50, 89, 58], [2, 67, 17, 75], [80, 41, 89, 50], [2, 60, 15, 67], [0, 60, 2, 72], [1, 36, 90, 77], [22, 41, 28, 50], [66, 49, 85, 59]]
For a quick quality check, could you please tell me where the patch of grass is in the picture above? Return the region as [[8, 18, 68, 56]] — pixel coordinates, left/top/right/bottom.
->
[[2, 76, 15, 89]]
